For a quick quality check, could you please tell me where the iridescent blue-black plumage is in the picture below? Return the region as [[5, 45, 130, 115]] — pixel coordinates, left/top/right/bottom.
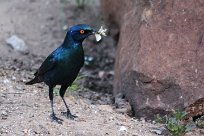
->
[[26, 24, 95, 123]]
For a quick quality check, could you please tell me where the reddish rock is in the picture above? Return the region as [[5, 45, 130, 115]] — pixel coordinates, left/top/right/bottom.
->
[[185, 97, 204, 121], [102, 0, 204, 119]]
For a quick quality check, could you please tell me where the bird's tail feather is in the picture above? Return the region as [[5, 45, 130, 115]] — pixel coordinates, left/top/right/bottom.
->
[[25, 77, 41, 85]]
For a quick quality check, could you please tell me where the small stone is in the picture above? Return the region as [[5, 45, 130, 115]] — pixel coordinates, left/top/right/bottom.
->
[[115, 108, 129, 114], [119, 126, 127, 132], [22, 129, 28, 134], [140, 118, 146, 123], [185, 132, 194, 136], [1, 110, 8, 116], [84, 56, 94, 66], [15, 86, 23, 90], [151, 128, 162, 135], [108, 71, 114, 75], [1, 110, 8, 120], [3, 79, 10, 84], [150, 127, 169, 135], [200, 129, 204, 134], [98, 71, 105, 78], [98, 105, 113, 112], [6, 35, 29, 54], [11, 76, 16, 81], [63, 25, 68, 31]]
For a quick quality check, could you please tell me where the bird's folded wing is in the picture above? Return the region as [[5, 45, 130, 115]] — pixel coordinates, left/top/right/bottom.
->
[[34, 55, 56, 76]]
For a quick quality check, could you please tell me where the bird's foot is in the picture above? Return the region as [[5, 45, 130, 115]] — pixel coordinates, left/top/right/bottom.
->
[[61, 111, 78, 120], [50, 113, 63, 124]]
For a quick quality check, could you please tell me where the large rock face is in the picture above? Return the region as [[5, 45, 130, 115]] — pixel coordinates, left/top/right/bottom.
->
[[102, 0, 204, 119]]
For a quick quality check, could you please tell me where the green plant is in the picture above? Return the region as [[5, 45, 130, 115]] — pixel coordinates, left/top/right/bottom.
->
[[155, 111, 196, 136], [155, 114, 168, 124], [53, 75, 84, 96], [166, 111, 195, 136], [68, 75, 84, 92], [53, 87, 60, 96]]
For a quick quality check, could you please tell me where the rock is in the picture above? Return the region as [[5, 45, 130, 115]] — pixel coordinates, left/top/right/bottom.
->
[[119, 126, 127, 132], [98, 71, 114, 79], [3, 79, 10, 84], [185, 97, 204, 121], [84, 56, 94, 66], [98, 71, 106, 78], [115, 108, 130, 114], [150, 128, 162, 135], [11, 76, 16, 81], [150, 127, 167, 135], [114, 93, 132, 114], [200, 129, 204, 135], [62, 25, 68, 31], [98, 105, 113, 112], [1, 110, 8, 120], [102, 0, 204, 119], [6, 35, 29, 54], [195, 115, 204, 128]]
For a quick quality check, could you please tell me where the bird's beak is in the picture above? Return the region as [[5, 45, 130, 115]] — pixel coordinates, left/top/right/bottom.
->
[[92, 29, 96, 34]]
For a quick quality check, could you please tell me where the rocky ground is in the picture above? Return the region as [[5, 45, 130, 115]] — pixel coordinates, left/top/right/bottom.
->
[[0, 67, 160, 136], [0, 0, 202, 136]]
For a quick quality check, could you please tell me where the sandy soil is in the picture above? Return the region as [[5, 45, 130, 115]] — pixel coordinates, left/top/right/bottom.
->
[[0, 68, 160, 136], [0, 0, 202, 136]]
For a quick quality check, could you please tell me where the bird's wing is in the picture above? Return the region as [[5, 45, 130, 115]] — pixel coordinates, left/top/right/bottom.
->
[[34, 55, 56, 76]]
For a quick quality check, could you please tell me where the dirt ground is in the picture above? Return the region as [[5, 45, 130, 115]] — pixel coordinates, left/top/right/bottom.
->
[[0, 0, 202, 136]]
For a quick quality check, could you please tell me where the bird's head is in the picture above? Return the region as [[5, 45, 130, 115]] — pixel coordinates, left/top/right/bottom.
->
[[68, 24, 95, 42]]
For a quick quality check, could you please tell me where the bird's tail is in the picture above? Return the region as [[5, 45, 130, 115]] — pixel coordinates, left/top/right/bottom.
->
[[25, 77, 40, 85]]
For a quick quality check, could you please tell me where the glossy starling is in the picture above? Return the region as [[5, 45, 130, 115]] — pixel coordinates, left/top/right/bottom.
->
[[26, 24, 95, 123]]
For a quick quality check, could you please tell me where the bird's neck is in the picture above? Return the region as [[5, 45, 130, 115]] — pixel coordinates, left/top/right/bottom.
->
[[62, 32, 82, 48]]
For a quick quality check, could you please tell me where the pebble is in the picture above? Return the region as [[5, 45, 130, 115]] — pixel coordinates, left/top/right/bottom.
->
[[1, 110, 8, 120], [84, 56, 94, 66], [98, 105, 113, 112], [150, 128, 163, 135], [3, 79, 10, 84], [98, 71, 105, 78], [6, 35, 29, 54], [62, 25, 68, 31], [115, 108, 129, 114], [1, 110, 8, 116], [15, 86, 23, 90], [150, 127, 170, 135], [119, 126, 127, 132], [11, 76, 16, 81]]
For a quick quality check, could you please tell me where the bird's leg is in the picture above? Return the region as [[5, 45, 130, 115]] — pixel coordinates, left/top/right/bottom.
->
[[61, 97, 78, 119], [49, 86, 63, 124], [60, 85, 78, 119]]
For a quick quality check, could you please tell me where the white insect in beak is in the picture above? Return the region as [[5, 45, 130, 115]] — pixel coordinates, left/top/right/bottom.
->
[[95, 26, 107, 42]]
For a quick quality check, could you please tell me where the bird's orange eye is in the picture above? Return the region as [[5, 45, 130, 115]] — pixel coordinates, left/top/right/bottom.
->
[[80, 30, 85, 34]]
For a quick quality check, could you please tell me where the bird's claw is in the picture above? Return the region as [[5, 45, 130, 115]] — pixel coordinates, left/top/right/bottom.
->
[[61, 111, 78, 120], [50, 114, 63, 124]]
